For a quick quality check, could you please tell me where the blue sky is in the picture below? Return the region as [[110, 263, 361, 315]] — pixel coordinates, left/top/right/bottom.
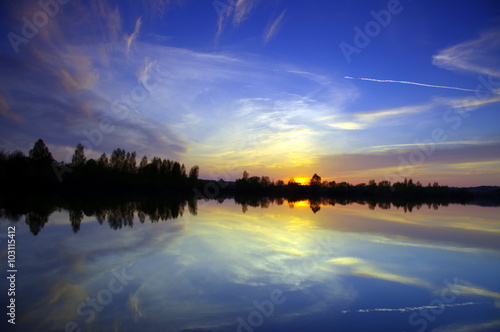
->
[[0, 0, 499, 186]]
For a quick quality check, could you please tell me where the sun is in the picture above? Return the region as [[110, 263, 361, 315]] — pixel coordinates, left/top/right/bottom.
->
[[288, 177, 310, 185]]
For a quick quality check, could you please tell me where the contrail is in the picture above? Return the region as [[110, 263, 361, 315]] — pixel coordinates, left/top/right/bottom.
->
[[344, 76, 477, 93], [341, 302, 481, 314]]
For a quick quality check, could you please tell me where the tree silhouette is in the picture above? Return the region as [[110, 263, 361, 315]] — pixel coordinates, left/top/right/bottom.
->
[[69, 209, 83, 233], [189, 165, 199, 181], [139, 155, 148, 171], [110, 148, 126, 171], [98, 153, 109, 168], [29, 139, 53, 162], [310, 173, 321, 187], [125, 151, 137, 173], [71, 143, 86, 167]]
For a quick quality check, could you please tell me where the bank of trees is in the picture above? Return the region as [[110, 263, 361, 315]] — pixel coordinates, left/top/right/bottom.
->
[[232, 170, 470, 200], [0, 139, 482, 201], [0, 139, 199, 194]]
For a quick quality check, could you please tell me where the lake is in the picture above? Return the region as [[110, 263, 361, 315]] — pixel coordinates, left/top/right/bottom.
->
[[1, 198, 499, 332]]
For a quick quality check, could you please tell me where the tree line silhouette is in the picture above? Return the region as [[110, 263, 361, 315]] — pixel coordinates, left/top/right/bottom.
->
[[0, 139, 498, 204], [228, 170, 474, 201], [0, 139, 199, 195]]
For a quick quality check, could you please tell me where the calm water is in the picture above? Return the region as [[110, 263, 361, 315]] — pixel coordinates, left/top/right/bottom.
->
[[1, 199, 500, 332]]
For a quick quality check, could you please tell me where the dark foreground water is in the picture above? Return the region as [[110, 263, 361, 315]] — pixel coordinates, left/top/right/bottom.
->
[[1, 199, 499, 332]]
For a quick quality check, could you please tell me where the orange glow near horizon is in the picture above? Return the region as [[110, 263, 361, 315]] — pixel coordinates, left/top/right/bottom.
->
[[291, 200, 310, 207], [289, 177, 310, 185]]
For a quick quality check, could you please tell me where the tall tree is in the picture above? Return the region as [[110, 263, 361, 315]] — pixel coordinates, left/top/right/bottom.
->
[[181, 164, 187, 179], [124, 151, 137, 173], [110, 148, 126, 170], [188, 165, 199, 181], [139, 155, 148, 170], [261, 176, 271, 187], [71, 143, 86, 166], [29, 139, 54, 162], [98, 153, 109, 168], [310, 173, 322, 187], [172, 161, 181, 180]]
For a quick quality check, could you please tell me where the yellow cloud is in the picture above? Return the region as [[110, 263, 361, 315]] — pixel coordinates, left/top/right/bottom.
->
[[455, 281, 500, 300], [352, 266, 432, 288], [443, 95, 500, 111], [355, 103, 434, 122], [327, 255, 431, 288], [328, 122, 364, 130], [128, 293, 146, 321], [369, 239, 481, 254], [328, 257, 364, 265]]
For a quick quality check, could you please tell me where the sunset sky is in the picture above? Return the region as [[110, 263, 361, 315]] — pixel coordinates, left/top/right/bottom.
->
[[0, 0, 499, 186]]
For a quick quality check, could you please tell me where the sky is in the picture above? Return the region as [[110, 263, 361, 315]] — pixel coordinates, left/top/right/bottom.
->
[[0, 0, 499, 186]]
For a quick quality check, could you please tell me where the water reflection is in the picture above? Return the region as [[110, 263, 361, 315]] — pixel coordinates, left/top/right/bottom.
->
[[0, 196, 197, 235], [0, 195, 474, 236], [236, 196, 453, 214], [0, 198, 499, 332]]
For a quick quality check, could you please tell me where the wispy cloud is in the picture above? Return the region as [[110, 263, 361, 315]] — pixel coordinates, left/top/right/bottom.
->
[[126, 17, 143, 56], [264, 9, 286, 44], [215, 0, 288, 43], [326, 256, 432, 288], [345, 76, 477, 93], [432, 29, 500, 78], [356, 104, 434, 122], [327, 103, 433, 130], [367, 140, 500, 153], [369, 238, 482, 254], [436, 95, 500, 112], [0, 2, 189, 160], [453, 280, 500, 301], [137, 57, 157, 86], [233, 0, 257, 26], [216, 0, 256, 40], [0, 93, 22, 123], [328, 122, 363, 130]]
